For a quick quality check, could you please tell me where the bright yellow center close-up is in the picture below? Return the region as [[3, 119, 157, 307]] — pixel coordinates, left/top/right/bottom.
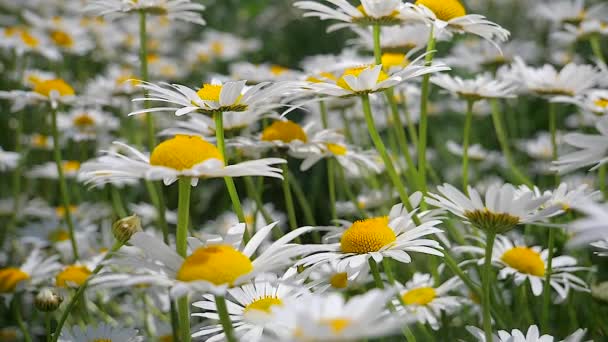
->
[[243, 296, 283, 313], [501, 247, 546, 277], [33, 79, 75, 97], [340, 216, 396, 254], [261, 120, 308, 143], [0, 268, 30, 293], [307, 72, 337, 83], [150, 135, 224, 170], [381, 53, 409, 69], [48, 229, 70, 242], [270, 65, 288, 75], [176, 245, 253, 285], [321, 318, 352, 333], [401, 287, 437, 305], [196, 84, 223, 102], [326, 143, 347, 156], [594, 98, 608, 109], [55, 205, 77, 218], [50, 30, 73, 47], [56, 265, 92, 288], [73, 114, 95, 127], [62, 161, 81, 173], [330, 272, 348, 289], [415, 0, 466, 21], [337, 66, 389, 91]]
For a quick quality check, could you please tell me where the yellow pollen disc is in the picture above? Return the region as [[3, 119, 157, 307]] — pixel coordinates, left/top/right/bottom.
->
[[62, 161, 80, 173], [20, 30, 39, 47], [243, 296, 283, 313], [196, 84, 223, 102], [48, 229, 70, 242], [326, 143, 347, 156], [32, 134, 49, 147], [211, 41, 224, 55], [73, 114, 95, 127], [50, 30, 73, 47], [401, 287, 437, 305], [330, 272, 348, 289], [0, 268, 30, 293], [176, 245, 253, 285], [340, 216, 396, 254], [55, 205, 77, 218], [337, 66, 389, 91], [415, 0, 466, 21], [116, 74, 140, 87], [270, 65, 288, 75], [261, 120, 308, 143], [381, 53, 409, 69], [33, 79, 75, 97], [320, 318, 351, 333], [306, 72, 337, 83], [594, 98, 608, 109], [56, 265, 92, 288], [146, 54, 159, 64], [501, 247, 546, 276], [150, 135, 224, 171]]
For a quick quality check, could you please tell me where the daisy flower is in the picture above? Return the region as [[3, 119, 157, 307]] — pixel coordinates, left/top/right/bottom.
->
[[0, 26, 60, 60], [78, 135, 286, 187], [58, 324, 143, 342], [467, 325, 587, 342], [0, 148, 20, 172], [0, 77, 76, 109], [0, 249, 61, 294], [518, 132, 563, 161], [350, 24, 432, 55], [552, 89, 608, 116], [264, 289, 405, 341], [552, 116, 608, 174], [441, 39, 539, 72], [85, 0, 206, 25], [567, 200, 608, 247], [28, 160, 82, 179], [456, 234, 589, 299], [394, 273, 466, 330], [297, 194, 444, 272], [534, 0, 608, 26], [57, 108, 119, 142], [426, 183, 562, 234], [431, 73, 518, 101], [23, 12, 94, 55], [296, 260, 371, 293], [336, 186, 398, 216], [230, 63, 304, 82]]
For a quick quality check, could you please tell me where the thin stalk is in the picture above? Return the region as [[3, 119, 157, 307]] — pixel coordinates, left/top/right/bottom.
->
[[319, 101, 337, 222], [280, 164, 299, 235], [177, 296, 191, 342], [176, 177, 191, 257], [368, 258, 384, 289], [288, 170, 318, 226], [144, 180, 170, 243], [213, 111, 250, 243], [339, 109, 354, 142], [401, 91, 419, 148], [215, 296, 237, 342], [46, 313, 52, 342], [138, 10, 155, 152], [462, 99, 475, 194], [590, 35, 606, 64], [417, 26, 436, 194], [110, 186, 128, 218], [13, 294, 32, 342], [372, 24, 382, 64], [51, 106, 79, 261], [336, 165, 366, 217], [482, 232, 497, 342]]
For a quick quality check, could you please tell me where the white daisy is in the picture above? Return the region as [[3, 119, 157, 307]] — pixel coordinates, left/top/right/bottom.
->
[[534, 0, 608, 26], [431, 73, 518, 101], [57, 108, 119, 142], [552, 116, 608, 174], [0, 148, 20, 172], [296, 260, 371, 293], [230, 63, 305, 83], [58, 324, 142, 342], [467, 324, 587, 342], [85, 0, 206, 25], [78, 135, 286, 187], [517, 132, 563, 161], [568, 200, 608, 247], [28, 160, 82, 179], [591, 239, 608, 256], [0, 26, 60, 60], [441, 39, 539, 73], [23, 11, 94, 55], [552, 89, 608, 116], [0, 249, 62, 294], [0, 78, 76, 109]]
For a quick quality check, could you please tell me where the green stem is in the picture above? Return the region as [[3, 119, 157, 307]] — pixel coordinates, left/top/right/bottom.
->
[[542, 228, 555, 330], [213, 111, 250, 243], [336, 165, 366, 217], [176, 177, 191, 258], [13, 294, 32, 342], [110, 186, 128, 218], [280, 164, 299, 234], [177, 296, 191, 342], [144, 181, 170, 244], [599, 165, 607, 200], [372, 24, 382, 65], [462, 99, 475, 194], [215, 295, 237, 342], [368, 258, 384, 289], [319, 101, 329, 128], [401, 91, 419, 148], [51, 106, 79, 261], [288, 170, 318, 226], [46, 313, 52, 342], [139, 10, 155, 152], [382, 258, 395, 285], [482, 232, 497, 342], [417, 26, 436, 194], [590, 35, 606, 64], [319, 101, 337, 222], [339, 109, 354, 143]]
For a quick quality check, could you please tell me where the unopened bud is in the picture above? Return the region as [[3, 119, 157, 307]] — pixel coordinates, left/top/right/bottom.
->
[[35, 288, 63, 312], [112, 215, 142, 243]]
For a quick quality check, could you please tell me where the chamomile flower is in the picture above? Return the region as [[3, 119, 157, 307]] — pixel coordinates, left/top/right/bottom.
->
[[58, 324, 143, 342], [230, 63, 304, 82], [567, 201, 608, 247], [298, 259, 371, 292], [264, 289, 405, 341], [85, 0, 206, 25], [78, 135, 286, 187], [446, 141, 501, 165], [534, 0, 608, 26], [0, 26, 60, 60], [457, 234, 589, 299], [552, 116, 608, 174], [0, 249, 61, 294], [336, 186, 398, 216], [23, 12, 94, 55], [28, 160, 82, 179], [58, 108, 119, 141], [467, 325, 587, 342], [542, 183, 600, 210], [186, 30, 260, 65], [0, 148, 20, 172], [441, 39, 539, 72], [350, 24, 432, 55], [393, 273, 466, 330], [426, 183, 562, 234], [518, 132, 563, 161], [298, 195, 444, 272], [553, 89, 608, 116], [0, 77, 76, 109], [431, 73, 518, 101]]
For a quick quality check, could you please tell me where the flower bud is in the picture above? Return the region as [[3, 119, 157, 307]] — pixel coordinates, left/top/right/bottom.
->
[[34, 288, 63, 312], [112, 215, 142, 243]]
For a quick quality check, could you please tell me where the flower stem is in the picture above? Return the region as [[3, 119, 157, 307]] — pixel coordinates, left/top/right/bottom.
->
[[462, 99, 475, 194], [280, 164, 300, 237], [110, 186, 128, 218], [176, 177, 191, 258], [51, 106, 79, 261], [590, 35, 606, 64], [319, 101, 337, 222], [482, 232, 497, 342], [177, 296, 191, 342], [542, 228, 555, 330], [288, 170, 318, 226], [139, 10, 155, 152], [213, 111, 250, 243], [215, 295, 237, 342], [144, 180, 170, 243], [372, 24, 382, 65], [599, 165, 607, 199], [45, 313, 52, 342], [13, 294, 32, 342], [368, 258, 384, 289], [417, 26, 436, 194]]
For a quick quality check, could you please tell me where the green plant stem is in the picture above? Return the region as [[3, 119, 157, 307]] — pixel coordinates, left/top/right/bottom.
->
[[52, 241, 123, 342], [462, 99, 475, 194], [319, 101, 337, 222], [176, 177, 191, 258], [144, 180, 170, 243], [368, 258, 384, 289], [280, 164, 299, 234], [490, 100, 533, 187], [401, 91, 419, 148], [243, 177, 274, 227], [288, 170, 317, 226], [590, 35, 606, 64], [336, 165, 366, 217], [45, 313, 52, 342], [339, 109, 354, 142], [139, 10, 155, 152], [360, 94, 415, 212], [417, 26, 436, 194], [177, 296, 191, 342], [482, 232, 497, 342], [542, 228, 555, 330], [215, 295, 237, 342], [213, 111, 250, 243], [13, 294, 32, 342], [51, 106, 79, 261], [110, 186, 128, 218], [372, 24, 382, 64]]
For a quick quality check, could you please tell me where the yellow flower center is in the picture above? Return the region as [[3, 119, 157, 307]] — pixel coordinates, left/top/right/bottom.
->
[[150, 135, 224, 171], [306, 72, 337, 83], [32, 134, 49, 147], [0, 268, 30, 293], [147, 54, 159, 64], [501, 247, 546, 277], [261, 120, 308, 143], [381, 53, 409, 69], [48, 229, 70, 242], [196, 84, 223, 102], [55, 205, 77, 218], [211, 41, 224, 55], [116, 74, 140, 87], [50, 30, 73, 47], [401, 287, 436, 305], [56, 265, 92, 288], [594, 98, 608, 109], [62, 161, 81, 173], [320, 318, 351, 333], [243, 296, 283, 313], [33, 79, 75, 97], [176, 245, 253, 285], [326, 143, 347, 156], [330, 272, 348, 289], [73, 113, 95, 127], [415, 0, 466, 21], [270, 65, 288, 75], [340, 216, 396, 254], [336, 66, 388, 91]]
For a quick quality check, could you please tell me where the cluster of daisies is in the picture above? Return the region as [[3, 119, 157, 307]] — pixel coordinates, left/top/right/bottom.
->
[[1, 0, 608, 341]]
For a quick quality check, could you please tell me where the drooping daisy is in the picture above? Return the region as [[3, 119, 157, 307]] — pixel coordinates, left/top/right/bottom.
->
[[467, 324, 587, 342], [58, 324, 143, 342], [264, 289, 405, 341], [85, 0, 206, 25], [0, 249, 61, 294], [552, 116, 608, 174], [426, 183, 562, 234], [297, 194, 444, 272], [393, 273, 466, 330], [456, 234, 589, 299], [431, 73, 518, 101], [78, 135, 286, 187]]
